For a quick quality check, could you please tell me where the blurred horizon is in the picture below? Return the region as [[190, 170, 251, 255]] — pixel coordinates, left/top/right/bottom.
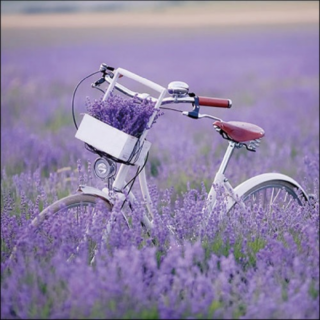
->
[[2, 1, 191, 14], [2, 1, 318, 33], [1, 1, 318, 18]]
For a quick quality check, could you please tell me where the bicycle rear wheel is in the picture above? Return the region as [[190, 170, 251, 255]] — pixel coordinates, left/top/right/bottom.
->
[[230, 179, 308, 233], [12, 193, 119, 263], [241, 179, 307, 207]]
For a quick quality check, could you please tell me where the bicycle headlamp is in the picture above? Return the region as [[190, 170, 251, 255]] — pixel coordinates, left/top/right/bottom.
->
[[93, 157, 116, 180]]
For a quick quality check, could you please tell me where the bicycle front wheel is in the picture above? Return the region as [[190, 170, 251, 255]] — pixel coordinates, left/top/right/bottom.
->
[[13, 193, 120, 263]]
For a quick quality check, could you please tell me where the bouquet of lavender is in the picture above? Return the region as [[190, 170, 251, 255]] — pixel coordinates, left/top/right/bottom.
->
[[85, 93, 162, 138]]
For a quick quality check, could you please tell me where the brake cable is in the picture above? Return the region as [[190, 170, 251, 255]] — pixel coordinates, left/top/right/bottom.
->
[[71, 70, 101, 130]]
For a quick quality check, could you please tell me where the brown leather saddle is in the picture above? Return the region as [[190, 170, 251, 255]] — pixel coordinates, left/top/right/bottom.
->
[[213, 121, 265, 143]]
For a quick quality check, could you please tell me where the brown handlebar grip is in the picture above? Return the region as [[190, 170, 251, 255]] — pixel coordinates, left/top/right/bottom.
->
[[198, 96, 232, 108]]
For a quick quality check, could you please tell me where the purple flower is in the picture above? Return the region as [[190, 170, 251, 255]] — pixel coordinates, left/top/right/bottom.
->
[[86, 93, 162, 138]]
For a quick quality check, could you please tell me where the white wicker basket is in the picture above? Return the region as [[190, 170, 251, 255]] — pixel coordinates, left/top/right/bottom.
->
[[75, 114, 151, 166]]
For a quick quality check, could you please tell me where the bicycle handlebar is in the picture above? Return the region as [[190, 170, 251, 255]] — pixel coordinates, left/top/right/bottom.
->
[[102, 73, 232, 109], [198, 96, 232, 108], [73, 65, 231, 131]]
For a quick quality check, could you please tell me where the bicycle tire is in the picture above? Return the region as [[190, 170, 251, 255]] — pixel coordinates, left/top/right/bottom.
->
[[32, 193, 113, 225], [228, 179, 308, 232], [241, 179, 307, 205], [11, 193, 118, 263]]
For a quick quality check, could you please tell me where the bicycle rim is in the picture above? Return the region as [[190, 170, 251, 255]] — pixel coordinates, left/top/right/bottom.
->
[[13, 193, 116, 263], [232, 180, 308, 232], [242, 180, 307, 207]]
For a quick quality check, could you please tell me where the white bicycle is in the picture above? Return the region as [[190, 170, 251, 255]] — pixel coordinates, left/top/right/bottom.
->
[[16, 63, 310, 260]]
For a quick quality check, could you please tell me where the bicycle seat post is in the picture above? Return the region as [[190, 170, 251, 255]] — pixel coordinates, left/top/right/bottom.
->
[[216, 141, 236, 178]]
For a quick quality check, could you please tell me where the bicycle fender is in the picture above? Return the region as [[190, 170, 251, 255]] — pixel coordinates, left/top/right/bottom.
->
[[78, 185, 115, 204], [233, 173, 309, 201], [78, 185, 154, 230]]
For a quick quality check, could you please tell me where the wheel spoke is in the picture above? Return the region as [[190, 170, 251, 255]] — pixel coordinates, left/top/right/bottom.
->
[[24, 194, 115, 263], [271, 188, 282, 205], [230, 180, 306, 231]]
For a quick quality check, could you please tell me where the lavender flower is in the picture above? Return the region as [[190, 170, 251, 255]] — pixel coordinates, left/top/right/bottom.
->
[[1, 19, 319, 319], [86, 93, 162, 138]]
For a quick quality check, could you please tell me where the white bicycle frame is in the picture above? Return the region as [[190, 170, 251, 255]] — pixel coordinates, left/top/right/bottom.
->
[[78, 67, 309, 232]]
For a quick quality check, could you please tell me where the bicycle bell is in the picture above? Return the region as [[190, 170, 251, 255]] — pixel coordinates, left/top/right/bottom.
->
[[93, 157, 116, 180], [167, 81, 189, 97]]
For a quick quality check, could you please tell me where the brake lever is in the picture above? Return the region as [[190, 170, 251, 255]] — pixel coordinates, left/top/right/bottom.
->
[[182, 96, 200, 119], [182, 111, 222, 122], [92, 77, 106, 87], [198, 114, 222, 121]]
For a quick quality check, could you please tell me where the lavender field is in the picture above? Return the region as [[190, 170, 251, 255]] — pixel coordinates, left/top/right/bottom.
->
[[1, 21, 319, 319]]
